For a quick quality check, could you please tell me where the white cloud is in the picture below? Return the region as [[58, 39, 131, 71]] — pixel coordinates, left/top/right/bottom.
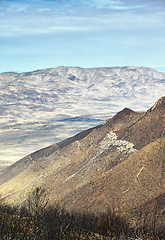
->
[[1, 0, 164, 38], [0, 0, 165, 72]]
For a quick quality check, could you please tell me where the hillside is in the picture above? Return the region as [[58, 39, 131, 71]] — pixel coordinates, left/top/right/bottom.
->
[[60, 137, 164, 213], [0, 96, 164, 217], [0, 66, 165, 167]]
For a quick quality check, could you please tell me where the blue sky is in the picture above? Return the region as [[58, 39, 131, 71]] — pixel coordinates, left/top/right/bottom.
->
[[0, 0, 165, 73]]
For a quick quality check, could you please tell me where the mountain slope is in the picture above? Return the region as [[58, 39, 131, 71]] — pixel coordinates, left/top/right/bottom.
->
[[0, 97, 164, 216], [0, 125, 98, 185], [107, 96, 165, 149], [59, 137, 164, 213]]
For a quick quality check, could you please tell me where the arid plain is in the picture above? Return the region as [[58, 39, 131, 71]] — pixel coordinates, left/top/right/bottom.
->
[[0, 66, 165, 169]]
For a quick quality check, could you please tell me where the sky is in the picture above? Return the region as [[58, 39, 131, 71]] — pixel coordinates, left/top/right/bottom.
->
[[0, 0, 165, 73]]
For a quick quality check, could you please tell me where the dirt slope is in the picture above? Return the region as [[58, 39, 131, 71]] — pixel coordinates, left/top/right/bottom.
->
[[0, 97, 164, 216], [59, 137, 165, 213]]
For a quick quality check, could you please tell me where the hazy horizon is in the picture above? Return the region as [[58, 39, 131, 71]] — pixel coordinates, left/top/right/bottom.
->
[[0, 65, 165, 74]]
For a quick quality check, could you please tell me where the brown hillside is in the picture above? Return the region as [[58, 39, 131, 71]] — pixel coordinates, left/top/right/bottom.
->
[[114, 96, 165, 149], [0, 125, 99, 185], [59, 137, 165, 213], [0, 97, 164, 216], [133, 192, 165, 225]]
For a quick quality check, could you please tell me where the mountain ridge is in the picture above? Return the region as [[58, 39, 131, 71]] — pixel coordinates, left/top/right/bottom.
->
[[0, 66, 165, 167], [0, 96, 164, 218]]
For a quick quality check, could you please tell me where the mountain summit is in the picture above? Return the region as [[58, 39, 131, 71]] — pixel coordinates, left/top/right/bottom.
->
[[152, 96, 165, 109], [0, 97, 164, 217]]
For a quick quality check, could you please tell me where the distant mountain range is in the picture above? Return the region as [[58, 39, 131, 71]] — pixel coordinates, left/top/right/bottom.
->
[[0, 66, 165, 168], [0, 96, 164, 219]]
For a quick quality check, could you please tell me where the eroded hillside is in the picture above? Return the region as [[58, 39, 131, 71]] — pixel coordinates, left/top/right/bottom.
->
[[0, 97, 164, 216]]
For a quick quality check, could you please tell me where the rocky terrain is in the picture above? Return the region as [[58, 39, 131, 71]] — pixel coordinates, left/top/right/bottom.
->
[[0, 96, 164, 218], [0, 66, 165, 168]]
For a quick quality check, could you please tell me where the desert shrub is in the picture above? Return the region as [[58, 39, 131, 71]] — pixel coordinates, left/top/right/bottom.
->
[[134, 195, 165, 240], [0, 187, 164, 239], [42, 206, 71, 239], [27, 187, 49, 218], [97, 207, 130, 238]]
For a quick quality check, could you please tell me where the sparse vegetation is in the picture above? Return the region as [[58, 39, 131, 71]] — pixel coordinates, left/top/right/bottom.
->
[[0, 187, 164, 239]]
